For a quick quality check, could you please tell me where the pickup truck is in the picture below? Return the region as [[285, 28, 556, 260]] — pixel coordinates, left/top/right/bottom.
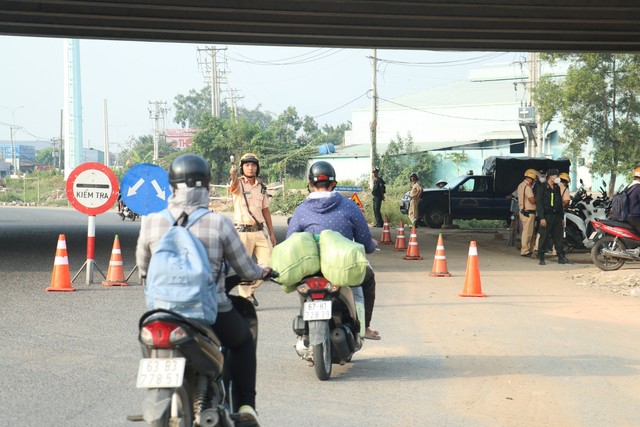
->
[[400, 156, 571, 228]]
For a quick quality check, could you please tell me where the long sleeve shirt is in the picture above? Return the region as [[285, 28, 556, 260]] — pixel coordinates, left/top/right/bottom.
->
[[136, 187, 264, 313], [286, 191, 376, 254]]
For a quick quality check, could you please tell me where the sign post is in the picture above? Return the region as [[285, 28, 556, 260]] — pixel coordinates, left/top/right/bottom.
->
[[66, 162, 119, 285]]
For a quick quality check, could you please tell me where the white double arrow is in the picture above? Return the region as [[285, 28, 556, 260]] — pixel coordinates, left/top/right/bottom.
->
[[126, 178, 166, 200]]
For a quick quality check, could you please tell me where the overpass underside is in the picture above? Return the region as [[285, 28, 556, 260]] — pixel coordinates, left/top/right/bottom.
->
[[2, 1, 640, 52]]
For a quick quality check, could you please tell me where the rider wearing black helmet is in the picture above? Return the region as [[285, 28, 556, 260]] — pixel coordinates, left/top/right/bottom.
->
[[136, 153, 270, 425], [287, 161, 382, 340]]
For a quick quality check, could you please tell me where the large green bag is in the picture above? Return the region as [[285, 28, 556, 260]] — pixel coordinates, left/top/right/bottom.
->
[[270, 232, 320, 292], [318, 229, 368, 287]]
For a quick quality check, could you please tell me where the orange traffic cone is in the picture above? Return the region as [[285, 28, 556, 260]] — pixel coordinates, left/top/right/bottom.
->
[[430, 233, 451, 277], [393, 222, 407, 251], [103, 235, 128, 286], [404, 226, 423, 260], [459, 241, 486, 297], [379, 216, 393, 245], [46, 234, 75, 292]]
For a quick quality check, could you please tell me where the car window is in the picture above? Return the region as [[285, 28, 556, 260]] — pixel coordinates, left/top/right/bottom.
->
[[457, 177, 488, 193]]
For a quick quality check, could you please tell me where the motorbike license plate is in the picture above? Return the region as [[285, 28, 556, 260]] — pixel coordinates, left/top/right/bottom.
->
[[303, 301, 332, 321], [136, 357, 186, 389]]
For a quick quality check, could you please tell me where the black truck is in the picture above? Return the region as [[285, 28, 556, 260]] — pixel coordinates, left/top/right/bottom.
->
[[400, 156, 571, 228]]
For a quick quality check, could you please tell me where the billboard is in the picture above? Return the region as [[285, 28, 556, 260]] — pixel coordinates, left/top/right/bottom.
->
[[165, 129, 198, 149]]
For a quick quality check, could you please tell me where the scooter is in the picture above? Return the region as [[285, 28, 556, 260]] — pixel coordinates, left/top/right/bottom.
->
[[132, 273, 276, 426], [120, 204, 140, 221], [563, 181, 610, 252], [291, 275, 364, 381], [590, 219, 640, 271]]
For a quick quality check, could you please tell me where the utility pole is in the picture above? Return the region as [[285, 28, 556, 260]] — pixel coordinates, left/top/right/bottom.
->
[[369, 48, 378, 188], [103, 99, 109, 166], [226, 89, 244, 123], [148, 101, 168, 162], [197, 46, 227, 118], [58, 109, 63, 170], [9, 125, 21, 174], [528, 52, 542, 156]]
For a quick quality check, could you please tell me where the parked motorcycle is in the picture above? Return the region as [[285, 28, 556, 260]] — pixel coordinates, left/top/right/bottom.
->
[[291, 275, 364, 381], [590, 219, 640, 271], [132, 273, 276, 426], [563, 181, 610, 252], [120, 204, 140, 221]]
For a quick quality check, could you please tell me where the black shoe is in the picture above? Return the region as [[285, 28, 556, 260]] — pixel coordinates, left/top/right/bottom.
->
[[521, 252, 533, 257], [558, 257, 571, 265], [539, 257, 546, 265]]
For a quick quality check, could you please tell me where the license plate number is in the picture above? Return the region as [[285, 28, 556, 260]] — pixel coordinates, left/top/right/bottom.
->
[[136, 358, 186, 388], [303, 301, 332, 320]]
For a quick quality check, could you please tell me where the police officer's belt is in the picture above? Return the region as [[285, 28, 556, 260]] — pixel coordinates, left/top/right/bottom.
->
[[235, 223, 263, 232], [521, 210, 536, 217]]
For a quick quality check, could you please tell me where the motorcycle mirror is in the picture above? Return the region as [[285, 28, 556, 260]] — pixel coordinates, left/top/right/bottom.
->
[[580, 178, 584, 185]]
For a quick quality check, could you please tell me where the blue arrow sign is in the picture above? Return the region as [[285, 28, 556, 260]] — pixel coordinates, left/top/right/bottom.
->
[[120, 164, 171, 215]]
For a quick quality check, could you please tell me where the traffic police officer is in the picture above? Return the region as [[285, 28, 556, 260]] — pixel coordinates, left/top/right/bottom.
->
[[535, 169, 570, 265]]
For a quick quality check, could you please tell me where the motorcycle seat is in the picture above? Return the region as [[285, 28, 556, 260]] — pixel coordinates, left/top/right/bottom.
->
[[600, 219, 636, 230]]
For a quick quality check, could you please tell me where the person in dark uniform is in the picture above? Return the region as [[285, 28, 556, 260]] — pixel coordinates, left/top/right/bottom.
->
[[535, 169, 571, 265], [371, 168, 386, 227]]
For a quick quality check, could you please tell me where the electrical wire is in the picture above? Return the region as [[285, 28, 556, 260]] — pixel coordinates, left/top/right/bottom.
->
[[227, 48, 345, 66], [313, 92, 369, 119], [375, 95, 518, 123], [375, 52, 508, 68]]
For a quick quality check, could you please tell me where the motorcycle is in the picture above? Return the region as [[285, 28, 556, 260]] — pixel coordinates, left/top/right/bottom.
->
[[132, 273, 276, 426], [120, 204, 140, 221], [590, 219, 640, 271], [563, 180, 610, 252], [291, 275, 364, 381]]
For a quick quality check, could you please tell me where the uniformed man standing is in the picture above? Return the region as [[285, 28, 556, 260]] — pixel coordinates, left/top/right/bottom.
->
[[371, 168, 386, 227], [408, 172, 423, 227], [535, 169, 570, 265], [517, 169, 538, 257], [230, 153, 277, 306]]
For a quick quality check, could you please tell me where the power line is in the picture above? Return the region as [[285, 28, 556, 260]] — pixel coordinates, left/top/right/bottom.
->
[[375, 52, 508, 68], [313, 92, 369, 119], [375, 95, 518, 123], [227, 49, 344, 66]]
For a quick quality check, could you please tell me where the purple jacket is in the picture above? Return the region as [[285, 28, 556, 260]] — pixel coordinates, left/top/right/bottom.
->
[[286, 191, 376, 254]]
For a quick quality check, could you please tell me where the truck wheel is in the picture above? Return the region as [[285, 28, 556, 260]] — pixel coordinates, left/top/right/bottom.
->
[[424, 207, 445, 229]]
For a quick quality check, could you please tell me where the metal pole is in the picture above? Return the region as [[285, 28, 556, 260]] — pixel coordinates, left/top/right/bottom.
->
[[103, 99, 109, 166], [86, 215, 96, 284], [369, 48, 378, 189]]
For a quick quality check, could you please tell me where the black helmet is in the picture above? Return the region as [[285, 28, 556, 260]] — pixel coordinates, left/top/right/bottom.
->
[[409, 173, 418, 180], [169, 154, 211, 189], [240, 152, 260, 176], [308, 161, 336, 183]]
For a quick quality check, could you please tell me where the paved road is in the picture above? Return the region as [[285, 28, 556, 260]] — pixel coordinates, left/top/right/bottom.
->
[[1, 206, 639, 426]]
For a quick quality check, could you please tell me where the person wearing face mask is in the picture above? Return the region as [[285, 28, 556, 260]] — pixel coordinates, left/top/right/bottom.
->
[[535, 169, 571, 265]]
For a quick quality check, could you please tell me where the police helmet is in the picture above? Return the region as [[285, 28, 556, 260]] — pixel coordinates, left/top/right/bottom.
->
[[240, 153, 260, 176], [559, 172, 571, 182], [524, 169, 538, 180], [634, 167, 640, 178], [409, 173, 418, 181]]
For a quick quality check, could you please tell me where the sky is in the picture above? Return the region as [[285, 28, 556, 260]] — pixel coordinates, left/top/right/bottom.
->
[[1, 35, 523, 153]]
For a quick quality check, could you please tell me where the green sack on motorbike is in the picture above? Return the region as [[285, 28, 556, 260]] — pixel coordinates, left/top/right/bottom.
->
[[270, 231, 321, 292], [318, 229, 368, 287]]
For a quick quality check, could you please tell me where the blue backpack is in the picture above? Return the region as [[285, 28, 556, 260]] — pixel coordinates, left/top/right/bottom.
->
[[145, 208, 217, 323]]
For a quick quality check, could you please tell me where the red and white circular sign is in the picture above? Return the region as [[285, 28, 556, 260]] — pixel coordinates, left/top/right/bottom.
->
[[66, 162, 119, 215]]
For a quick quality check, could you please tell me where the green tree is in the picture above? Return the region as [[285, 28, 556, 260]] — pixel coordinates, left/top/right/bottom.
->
[[119, 135, 178, 169], [35, 147, 55, 166], [380, 133, 436, 188], [534, 53, 640, 195]]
